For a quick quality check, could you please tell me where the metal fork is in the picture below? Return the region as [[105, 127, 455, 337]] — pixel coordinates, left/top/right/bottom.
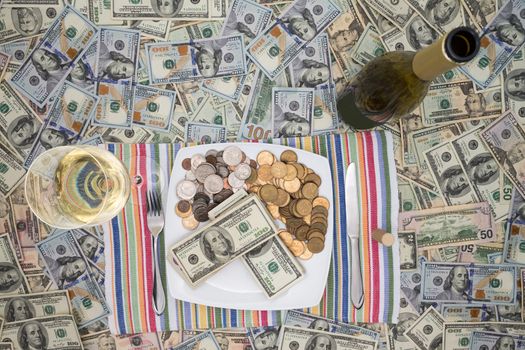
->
[[146, 189, 166, 315]]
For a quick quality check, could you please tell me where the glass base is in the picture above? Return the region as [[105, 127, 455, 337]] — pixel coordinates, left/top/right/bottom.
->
[[337, 93, 384, 130]]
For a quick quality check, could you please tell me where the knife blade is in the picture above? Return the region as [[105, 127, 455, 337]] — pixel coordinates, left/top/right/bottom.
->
[[345, 162, 364, 309]]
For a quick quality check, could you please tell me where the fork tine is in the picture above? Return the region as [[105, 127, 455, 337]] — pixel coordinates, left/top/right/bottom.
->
[[154, 190, 162, 215], [146, 190, 151, 213]]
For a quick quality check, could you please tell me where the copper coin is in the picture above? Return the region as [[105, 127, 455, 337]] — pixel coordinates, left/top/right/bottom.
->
[[246, 167, 258, 184], [205, 155, 217, 166], [304, 173, 322, 186], [298, 247, 313, 260], [259, 184, 278, 203], [267, 204, 280, 219], [175, 200, 192, 218], [280, 150, 298, 163], [271, 161, 288, 179], [289, 240, 306, 256], [284, 178, 301, 193], [284, 164, 298, 181], [292, 163, 305, 179], [307, 238, 324, 253], [295, 199, 313, 216], [257, 151, 275, 166], [278, 230, 294, 246], [312, 197, 330, 209], [307, 231, 325, 241], [274, 189, 291, 207], [301, 182, 319, 200], [257, 164, 273, 182], [295, 225, 310, 241], [182, 158, 192, 170]]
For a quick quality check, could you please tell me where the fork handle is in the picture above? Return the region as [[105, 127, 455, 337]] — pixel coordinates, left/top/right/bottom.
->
[[152, 235, 166, 315]]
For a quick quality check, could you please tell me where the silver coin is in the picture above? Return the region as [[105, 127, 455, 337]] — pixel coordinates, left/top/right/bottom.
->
[[204, 174, 224, 194], [191, 154, 206, 170], [222, 146, 243, 166], [234, 163, 252, 180], [176, 180, 197, 200], [205, 149, 218, 157], [195, 162, 216, 183], [185, 171, 197, 181], [228, 172, 245, 188], [217, 164, 230, 178]]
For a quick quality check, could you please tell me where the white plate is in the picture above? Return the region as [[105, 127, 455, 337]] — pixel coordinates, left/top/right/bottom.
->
[[165, 143, 333, 310]]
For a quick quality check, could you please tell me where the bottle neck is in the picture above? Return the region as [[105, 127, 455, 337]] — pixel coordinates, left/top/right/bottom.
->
[[412, 35, 459, 81]]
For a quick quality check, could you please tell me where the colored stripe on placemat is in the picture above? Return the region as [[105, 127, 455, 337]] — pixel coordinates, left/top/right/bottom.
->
[[103, 132, 399, 334]]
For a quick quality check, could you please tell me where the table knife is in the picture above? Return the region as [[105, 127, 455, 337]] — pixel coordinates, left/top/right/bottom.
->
[[345, 163, 364, 309]]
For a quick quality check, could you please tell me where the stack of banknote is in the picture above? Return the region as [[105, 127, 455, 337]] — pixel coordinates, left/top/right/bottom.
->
[[0, 0, 525, 348]]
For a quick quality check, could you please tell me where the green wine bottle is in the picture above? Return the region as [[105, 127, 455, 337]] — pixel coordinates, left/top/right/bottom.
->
[[337, 27, 480, 129]]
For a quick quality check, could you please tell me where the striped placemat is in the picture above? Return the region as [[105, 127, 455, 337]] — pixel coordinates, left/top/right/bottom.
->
[[103, 132, 399, 334]]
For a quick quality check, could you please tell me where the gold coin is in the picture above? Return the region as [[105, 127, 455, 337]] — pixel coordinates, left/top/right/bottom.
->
[[274, 189, 291, 207], [295, 198, 313, 216], [280, 150, 298, 163], [181, 215, 199, 230], [298, 247, 313, 260], [292, 163, 305, 179], [289, 240, 306, 256], [271, 161, 288, 179], [307, 237, 324, 253], [284, 178, 301, 193], [312, 197, 330, 209], [257, 151, 275, 166], [295, 225, 310, 241], [259, 184, 278, 203], [257, 164, 273, 182], [266, 204, 280, 219], [284, 164, 298, 181], [278, 230, 294, 245], [304, 173, 321, 186], [301, 182, 319, 200]]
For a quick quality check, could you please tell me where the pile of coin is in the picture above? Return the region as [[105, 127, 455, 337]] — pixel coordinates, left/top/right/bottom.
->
[[248, 150, 330, 259], [174, 146, 330, 258], [175, 146, 258, 229]]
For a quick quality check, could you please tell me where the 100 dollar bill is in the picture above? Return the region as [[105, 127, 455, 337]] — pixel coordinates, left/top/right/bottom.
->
[[132, 84, 177, 132], [272, 87, 314, 138], [422, 262, 517, 304], [440, 303, 497, 322], [2, 315, 82, 350], [278, 325, 377, 350], [443, 322, 525, 350], [0, 291, 71, 322], [246, 0, 341, 80], [112, 0, 225, 20], [0, 5, 63, 44], [170, 195, 278, 286], [471, 331, 525, 350], [404, 306, 444, 350], [146, 35, 247, 84]]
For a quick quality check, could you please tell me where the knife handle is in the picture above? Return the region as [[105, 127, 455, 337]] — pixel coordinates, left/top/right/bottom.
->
[[350, 237, 364, 309]]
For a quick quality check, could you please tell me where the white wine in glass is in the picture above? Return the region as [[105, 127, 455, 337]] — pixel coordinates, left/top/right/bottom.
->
[[25, 146, 131, 229]]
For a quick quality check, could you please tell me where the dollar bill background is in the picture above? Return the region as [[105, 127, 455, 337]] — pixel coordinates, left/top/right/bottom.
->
[[0, 0, 524, 347]]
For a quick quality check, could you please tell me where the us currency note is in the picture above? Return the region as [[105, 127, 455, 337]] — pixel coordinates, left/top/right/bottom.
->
[[159, 330, 181, 349], [238, 69, 289, 141], [81, 331, 116, 350], [170, 195, 278, 285], [440, 303, 497, 321], [116, 332, 163, 349], [405, 0, 465, 33], [0, 144, 27, 198], [289, 33, 339, 134], [421, 262, 517, 304], [67, 38, 98, 93], [0, 80, 42, 160], [185, 121, 226, 143], [36, 230, 110, 326], [283, 310, 380, 342], [504, 189, 525, 266], [243, 237, 304, 298], [404, 306, 443, 350], [272, 87, 314, 138], [399, 231, 417, 271], [0, 5, 64, 45], [220, 0, 272, 44], [167, 330, 220, 350], [0, 343, 12, 350], [480, 111, 525, 198], [278, 325, 377, 350], [425, 141, 479, 205], [94, 27, 140, 129], [460, 0, 525, 89], [458, 243, 504, 264], [10, 5, 99, 107], [451, 126, 506, 220], [0, 38, 34, 65], [0, 0, 59, 5], [420, 81, 503, 126], [0, 291, 71, 322], [461, 0, 498, 30], [247, 327, 280, 350], [182, 330, 249, 350], [380, 15, 439, 52], [132, 84, 177, 132], [246, 0, 341, 80], [112, 0, 224, 20], [1, 315, 82, 350], [86, 125, 153, 143], [363, 0, 414, 29], [175, 81, 209, 116], [470, 331, 525, 350], [407, 123, 464, 169], [503, 48, 525, 123], [350, 23, 385, 66], [0, 51, 9, 79], [72, 229, 105, 273], [398, 202, 495, 249], [129, 20, 170, 40], [0, 234, 30, 295], [146, 35, 247, 84], [201, 74, 249, 103], [398, 178, 419, 212], [167, 21, 223, 42], [24, 81, 98, 167], [443, 322, 525, 350], [388, 287, 420, 350]]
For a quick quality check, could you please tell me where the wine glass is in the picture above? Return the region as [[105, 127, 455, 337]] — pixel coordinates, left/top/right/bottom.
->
[[25, 145, 131, 229]]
